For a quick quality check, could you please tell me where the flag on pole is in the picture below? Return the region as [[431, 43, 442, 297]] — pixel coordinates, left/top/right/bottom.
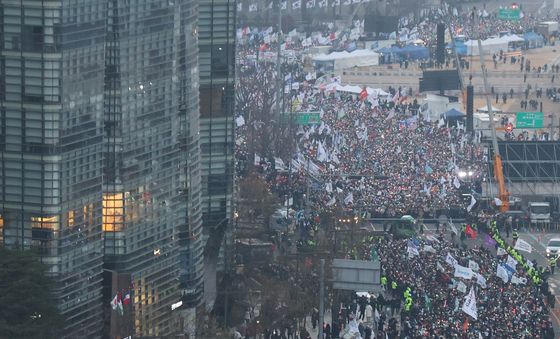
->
[[116, 292, 124, 316], [331, 0, 340, 7], [123, 292, 131, 305], [467, 195, 477, 212], [281, 1, 287, 9], [292, 0, 301, 9], [514, 238, 532, 253], [111, 294, 119, 310], [359, 88, 368, 101], [344, 192, 354, 205], [249, 3, 258, 11], [465, 225, 477, 239], [462, 287, 478, 320]]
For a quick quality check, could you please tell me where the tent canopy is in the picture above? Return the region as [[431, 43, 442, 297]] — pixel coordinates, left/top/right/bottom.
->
[[443, 108, 466, 119], [477, 105, 502, 113]]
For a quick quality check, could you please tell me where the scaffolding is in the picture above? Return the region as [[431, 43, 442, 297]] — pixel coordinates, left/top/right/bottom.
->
[[484, 141, 560, 201]]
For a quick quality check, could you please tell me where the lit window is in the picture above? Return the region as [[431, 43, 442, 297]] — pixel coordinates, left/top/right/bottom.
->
[[103, 193, 124, 232], [31, 216, 59, 230]]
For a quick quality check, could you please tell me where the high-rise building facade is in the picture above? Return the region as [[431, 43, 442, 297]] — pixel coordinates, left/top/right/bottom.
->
[[198, 0, 236, 308], [0, 1, 202, 338]]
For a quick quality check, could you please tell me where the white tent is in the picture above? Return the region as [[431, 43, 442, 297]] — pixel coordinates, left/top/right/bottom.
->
[[313, 49, 380, 71], [477, 105, 502, 113], [319, 82, 390, 97], [465, 37, 508, 55]]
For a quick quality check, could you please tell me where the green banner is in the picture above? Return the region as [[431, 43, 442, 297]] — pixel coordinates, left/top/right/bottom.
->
[[283, 112, 321, 125], [498, 8, 521, 21], [516, 112, 544, 128]]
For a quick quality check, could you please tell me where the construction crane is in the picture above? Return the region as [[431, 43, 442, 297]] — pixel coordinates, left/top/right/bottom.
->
[[473, 7, 509, 212]]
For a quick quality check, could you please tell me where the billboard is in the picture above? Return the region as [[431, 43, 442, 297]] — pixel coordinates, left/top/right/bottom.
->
[[331, 259, 381, 291]]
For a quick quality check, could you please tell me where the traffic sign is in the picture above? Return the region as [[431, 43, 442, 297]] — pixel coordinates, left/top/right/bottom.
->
[[283, 111, 321, 125], [516, 112, 544, 128], [498, 8, 521, 20]]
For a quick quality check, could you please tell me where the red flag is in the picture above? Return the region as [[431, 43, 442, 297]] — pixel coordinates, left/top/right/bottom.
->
[[359, 88, 368, 101], [465, 224, 477, 239], [259, 43, 267, 52], [123, 292, 131, 305]]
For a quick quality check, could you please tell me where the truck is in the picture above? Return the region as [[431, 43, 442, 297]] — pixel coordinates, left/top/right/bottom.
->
[[528, 202, 551, 225], [537, 21, 559, 39]]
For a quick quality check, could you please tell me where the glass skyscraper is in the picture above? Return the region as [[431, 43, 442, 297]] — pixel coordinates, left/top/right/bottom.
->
[[198, 0, 236, 309], [0, 1, 202, 338]]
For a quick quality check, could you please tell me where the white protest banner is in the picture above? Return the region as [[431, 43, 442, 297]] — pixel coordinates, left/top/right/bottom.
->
[[454, 264, 474, 280], [514, 238, 532, 253], [506, 255, 518, 271], [468, 260, 479, 272], [497, 247, 507, 256], [462, 287, 478, 320], [497, 264, 510, 283], [511, 275, 527, 285], [476, 273, 487, 288], [457, 281, 467, 293]]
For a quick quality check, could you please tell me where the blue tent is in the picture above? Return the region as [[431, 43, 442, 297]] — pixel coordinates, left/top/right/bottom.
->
[[377, 45, 429, 63], [448, 41, 467, 56], [523, 32, 544, 49], [443, 108, 465, 119]]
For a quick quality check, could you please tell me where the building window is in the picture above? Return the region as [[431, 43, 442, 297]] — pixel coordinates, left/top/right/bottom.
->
[[103, 193, 124, 232]]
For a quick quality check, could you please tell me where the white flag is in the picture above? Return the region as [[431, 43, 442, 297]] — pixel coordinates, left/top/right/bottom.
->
[[437, 261, 445, 272], [497, 264, 510, 283], [306, 0, 315, 8], [449, 222, 458, 235], [407, 245, 420, 257], [281, 1, 287, 9], [446, 253, 458, 267], [326, 196, 336, 206], [292, 0, 301, 9], [512, 275, 527, 285], [462, 288, 478, 320], [453, 177, 461, 189], [476, 273, 487, 288], [343, 0, 351, 4], [331, 0, 340, 6], [506, 255, 518, 271], [467, 195, 477, 212], [426, 234, 440, 243], [325, 182, 333, 193], [468, 260, 479, 272], [249, 3, 258, 11], [423, 245, 437, 253], [494, 197, 503, 206], [457, 281, 467, 293], [317, 142, 328, 162], [514, 238, 532, 253], [497, 247, 507, 256], [454, 264, 474, 280], [237, 3, 243, 11], [344, 192, 354, 205], [235, 115, 245, 127], [254, 154, 261, 166]]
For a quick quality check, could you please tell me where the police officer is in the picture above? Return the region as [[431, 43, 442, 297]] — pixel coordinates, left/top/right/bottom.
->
[[512, 229, 519, 245], [381, 276, 388, 290], [550, 256, 558, 275]]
